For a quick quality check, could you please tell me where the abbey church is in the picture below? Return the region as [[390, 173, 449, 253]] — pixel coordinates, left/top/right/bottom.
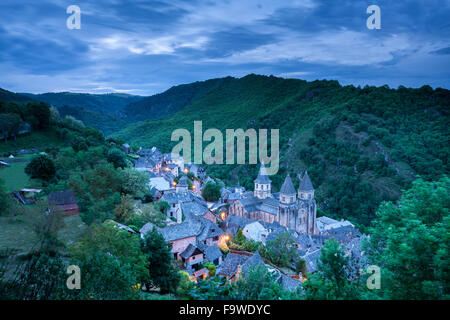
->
[[228, 163, 317, 234]]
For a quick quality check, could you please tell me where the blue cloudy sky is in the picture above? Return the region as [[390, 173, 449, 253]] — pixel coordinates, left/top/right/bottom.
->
[[0, 0, 449, 95]]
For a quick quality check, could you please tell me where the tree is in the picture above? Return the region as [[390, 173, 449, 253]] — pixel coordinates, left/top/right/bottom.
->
[[62, 115, 84, 131], [70, 251, 141, 300], [126, 203, 167, 229], [27, 102, 51, 130], [0, 179, 11, 215], [203, 262, 216, 277], [201, 182, 221, 202], [120, 168, 148, 196], [365, 176, 450, 300], [25, 154, 56, 182], [0, 113, 22, 142], [185, 276, 234, 300], [107, 148, 127, 169], [261, 231, 298, 267], [234, 264, 286, 300], [176, 271, 195, 298], [8, 253, 68, 300], [303, 239, 362, 300], [141, 227, 179, 294], [114, 194, 135, 223], [295, 258, 307, 275], [154, 200, 170, 215], [71, 222, 148, 283], [28, 200, 65, 254], [69, 222, 146, 299]]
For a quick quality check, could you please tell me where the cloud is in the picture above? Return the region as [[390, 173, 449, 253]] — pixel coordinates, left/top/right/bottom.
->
[[0, 0, 448, 94], [430, 47, 450, 55]]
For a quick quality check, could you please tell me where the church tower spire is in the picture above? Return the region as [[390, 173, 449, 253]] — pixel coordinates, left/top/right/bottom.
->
[[298, 171, 314, 200], [280, 174, 296, 204], [254, 162, 271, 199]]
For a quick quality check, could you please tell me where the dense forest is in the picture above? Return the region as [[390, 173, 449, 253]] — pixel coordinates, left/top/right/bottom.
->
[[21, 92, 141, 116], [114, 74, 450, 230]]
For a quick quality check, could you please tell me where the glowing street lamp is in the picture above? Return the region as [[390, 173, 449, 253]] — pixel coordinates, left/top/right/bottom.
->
[[224, 234, 230, 242], [184, 168, 188, 174], [220, 212, 226, 220]]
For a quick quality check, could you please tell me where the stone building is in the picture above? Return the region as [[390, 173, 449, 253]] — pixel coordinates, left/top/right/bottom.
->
[[229, 163, 317, 234]]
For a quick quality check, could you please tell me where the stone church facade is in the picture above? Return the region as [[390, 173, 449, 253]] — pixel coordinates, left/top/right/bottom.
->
[[229, 163, 317, 234]]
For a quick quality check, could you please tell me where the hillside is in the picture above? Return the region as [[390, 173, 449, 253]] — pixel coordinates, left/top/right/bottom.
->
[[21, 92, 142, 116], [123, 77, 234, 121], [115, 74, 450, 229], [0, 88, 34, 104], [58, 105, 128, 136]]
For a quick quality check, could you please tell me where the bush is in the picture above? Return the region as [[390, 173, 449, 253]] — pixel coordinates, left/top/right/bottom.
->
[[201, 182, 221, 202], [25, 154, 56, 182]]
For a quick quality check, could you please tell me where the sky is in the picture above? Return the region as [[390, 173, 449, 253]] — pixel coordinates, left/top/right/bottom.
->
[[0, 0, 449, 96]]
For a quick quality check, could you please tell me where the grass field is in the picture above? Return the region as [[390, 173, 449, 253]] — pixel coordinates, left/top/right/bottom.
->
[[0, 129, 63, 155], [0, 153, 37, 192], [0, 213, 88, 256]]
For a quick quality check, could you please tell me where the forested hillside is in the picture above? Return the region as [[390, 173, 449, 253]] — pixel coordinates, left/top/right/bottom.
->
[[21, 92, 142, 115], [115, 74, 450, 229], [58, 106, 129, 136], [0, 88, 34, 104], [123, 77, 234, 121]]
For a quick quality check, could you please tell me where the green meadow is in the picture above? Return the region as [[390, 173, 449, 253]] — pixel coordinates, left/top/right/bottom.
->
[[0, 153, 36, 192]]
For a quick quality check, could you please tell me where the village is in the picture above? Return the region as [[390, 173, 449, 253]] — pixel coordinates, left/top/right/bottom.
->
[[115, 143, 366, 291], [1, 140, 368, 294]]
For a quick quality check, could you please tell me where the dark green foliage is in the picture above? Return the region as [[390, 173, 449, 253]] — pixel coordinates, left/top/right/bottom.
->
[[58, 105, 129, 135], [141, 227, 179, 294], [234, 264, 303, 300], [23, 92, 141, 115], [365, 176, 450, 299], [303, 239, 363, 300], [229, 229, 261, 252], [107, 147, 127, 169], [0, 113, 22, 141], [261, 231, 298, 268], [0, 179, 11, 215], [25, 154, 56, 182], [70, 251, 140, 300], [26, 102, 51, 130], [7, 253, 69, 300], [201, 182, 221, 201], [185, 276, 235, 300], [154, 200, 170, 214], [124, 77, 234, 121]]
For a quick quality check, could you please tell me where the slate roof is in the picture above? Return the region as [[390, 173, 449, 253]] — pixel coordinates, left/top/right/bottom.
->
[[280, 174, 296, 195], [180, 244, 203, 259], [302, 249, 321, 273], [218, 253, 249, 278], [295, 233, 315, 250], [196, 218, 225, 242], [241, 252, 266, 276], [256, 202, 278, 215], [182, 201, 209, 220], [139, 222, 156, 236], [277, 274, 302, 292], [161, 191, 195, 204], [48, 190, 77, 205], [225, 215, 253, 229], [254, 162, 271, 184], [158, 221, 202, 242], [135, 156, 157, 169], [299, 171, 314, 191], [178, 175, 188, 187], [198, 243, 223, 262]]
